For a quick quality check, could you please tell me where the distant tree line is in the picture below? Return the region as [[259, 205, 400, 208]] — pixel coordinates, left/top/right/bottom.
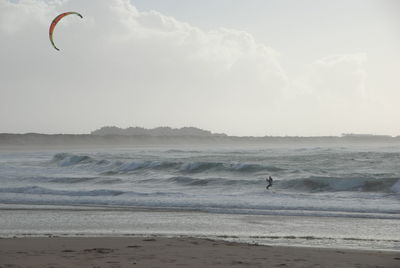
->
[[90, 126, 227, 137]]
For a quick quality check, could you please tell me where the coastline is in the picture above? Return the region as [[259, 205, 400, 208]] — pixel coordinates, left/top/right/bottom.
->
[[1, 236, 399, 268], [1, 204, 399, 251]]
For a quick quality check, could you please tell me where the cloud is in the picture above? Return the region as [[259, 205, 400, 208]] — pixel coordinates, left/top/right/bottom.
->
[[0, 0, 52, 34], [0, 0, 289, 135], [0, 0, 395, 136], [280, 54, 374, 135], [308, 54, 367, 101]]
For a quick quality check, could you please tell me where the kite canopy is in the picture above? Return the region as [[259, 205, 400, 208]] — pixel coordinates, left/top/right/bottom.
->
[[49, 12, 83, 51]]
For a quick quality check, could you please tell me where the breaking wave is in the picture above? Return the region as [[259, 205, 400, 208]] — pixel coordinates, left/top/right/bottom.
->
[[21, 153, 400, 194], [52, 153, 96, 166], [165, 176, 399, 193], [167, 176, 259, 186], [50, 153, 283, 174], [47, 153, 400, 193], [279, 176, 400, 193]]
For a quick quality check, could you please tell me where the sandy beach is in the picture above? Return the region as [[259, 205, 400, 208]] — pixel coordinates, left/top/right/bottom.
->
[[0, 236, 399, 268]]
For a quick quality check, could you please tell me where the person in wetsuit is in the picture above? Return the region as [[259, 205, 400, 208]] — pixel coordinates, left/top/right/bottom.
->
[[266, 176, 273, 190]]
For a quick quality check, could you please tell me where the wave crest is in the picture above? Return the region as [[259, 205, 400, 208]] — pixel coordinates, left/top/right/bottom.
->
[[167, 176, 259, 186], [52, 153, 95, 167], [280, 177, 399, 193], [51, 153, 283, 174]]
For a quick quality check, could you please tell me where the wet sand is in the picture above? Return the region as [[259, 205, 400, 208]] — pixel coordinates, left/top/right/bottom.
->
[[0, 236, 399, 268]]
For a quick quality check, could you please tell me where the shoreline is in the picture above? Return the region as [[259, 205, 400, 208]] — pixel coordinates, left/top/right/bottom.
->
[[1, 204, 399, 252], [1, 236, 399, 268]]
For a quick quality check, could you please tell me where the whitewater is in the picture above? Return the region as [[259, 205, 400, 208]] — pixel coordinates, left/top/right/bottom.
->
[[1, 144, 399, 250]]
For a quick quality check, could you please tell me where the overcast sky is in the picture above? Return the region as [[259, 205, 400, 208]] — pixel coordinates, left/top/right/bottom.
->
[[1, 0, 399, 136]]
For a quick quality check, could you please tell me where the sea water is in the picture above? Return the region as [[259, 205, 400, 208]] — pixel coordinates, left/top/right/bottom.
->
[[0, 144, 399, 250]]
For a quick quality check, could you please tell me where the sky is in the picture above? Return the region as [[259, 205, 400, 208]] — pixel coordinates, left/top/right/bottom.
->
[[1, 0, 399, 136]]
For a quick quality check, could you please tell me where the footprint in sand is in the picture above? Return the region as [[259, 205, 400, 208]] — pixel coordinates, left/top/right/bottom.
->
[[83, 248, 114, 254], [142, 238, 156, 242]]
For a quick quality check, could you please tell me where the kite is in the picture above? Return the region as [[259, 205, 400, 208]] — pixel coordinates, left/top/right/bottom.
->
[[49, 12, 83, 51]]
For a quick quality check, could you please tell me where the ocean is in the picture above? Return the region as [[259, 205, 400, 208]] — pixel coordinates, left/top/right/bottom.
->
[[0, 144, 399, 250]]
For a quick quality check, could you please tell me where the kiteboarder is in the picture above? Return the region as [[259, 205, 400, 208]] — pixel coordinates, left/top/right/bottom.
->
[[266, 176, 273, 190]]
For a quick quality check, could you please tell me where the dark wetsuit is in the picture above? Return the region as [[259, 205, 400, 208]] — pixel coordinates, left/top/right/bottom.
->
[[266, 176, 273, 190]]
